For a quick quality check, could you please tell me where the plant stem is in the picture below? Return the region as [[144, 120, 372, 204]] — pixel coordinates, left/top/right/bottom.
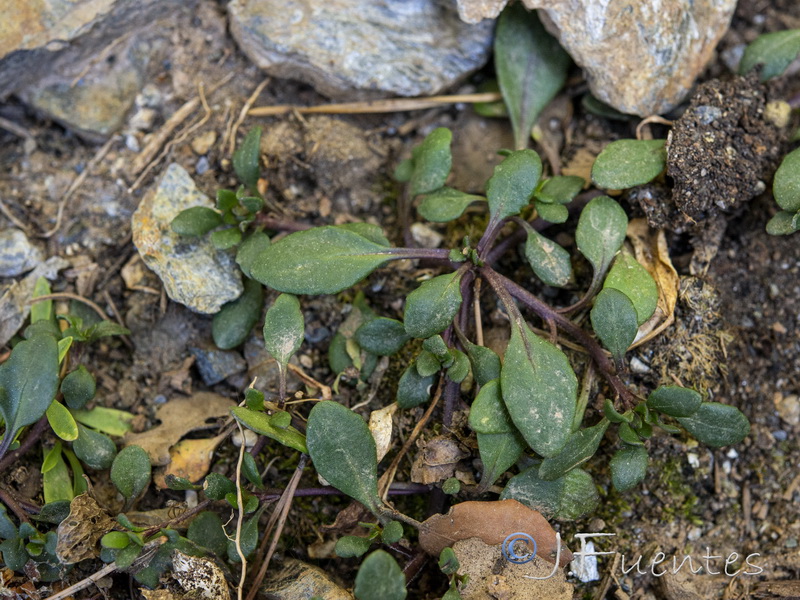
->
[[481, 267, 637, 409], [0, 487, 30, 524], [442, 379, 461, 430], [0, 416, 49, 470], [254, 482, 431, 501]]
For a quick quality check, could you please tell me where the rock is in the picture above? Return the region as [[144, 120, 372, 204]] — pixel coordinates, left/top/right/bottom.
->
[[522, 0, 736, 116], [261, 559, 353, 600], [410, 223, 444, 249], [191, 131, 217, 155], [189, 344, 247, 386], [131, 163, 243, 314], [227, 0, 494, 99], [774, 393, 800, 427], [0, 228, 43, 277], [456, 0, 507, 23]]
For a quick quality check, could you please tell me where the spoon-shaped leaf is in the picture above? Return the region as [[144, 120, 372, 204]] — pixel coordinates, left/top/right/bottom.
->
[[523, 225, 572, 288], [591, 139, 666, 190], [418, 187, 485, 222], [590, 288, 638, 365], [603, 252, 658, 325], [740, 29, 800, 81], [263, 293, 304, 369], [676, 402, 750, 447], [404, 271, 463, 339], [575, 196, 628, 285], [486, 150, 542, 223]]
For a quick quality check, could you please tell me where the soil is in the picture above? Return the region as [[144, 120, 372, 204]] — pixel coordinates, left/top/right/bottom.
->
[[0, 1, 799, 599]]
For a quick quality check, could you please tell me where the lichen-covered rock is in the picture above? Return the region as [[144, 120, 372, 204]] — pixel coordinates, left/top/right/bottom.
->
[[0, 228, 43, 277], [131, 164, 242, 314], [523, 0, 736, 116], [227, 0, 494, 99]]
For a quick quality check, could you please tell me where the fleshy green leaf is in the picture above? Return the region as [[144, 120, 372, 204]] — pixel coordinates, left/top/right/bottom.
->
[[242, 453, 264, 488], [227, 505, 266, 562], [739, 29, 800, 81], [251, 227, 393, 295], [101, 531, 131, 550], [591, 139, 667, 189], [446, 349, 470, 383], [535, 176, 584, 204], [410, 128, 452, 197], [590, 288, 638, 364], [486, 150, 542, 223], [538, 419, 609, 481], [396, 363, 435, 409], [57, 337, 73, 364], [263, 293, 304, 368], [618, 422, 643, 445], [603, 398, 632, 424], [210, 227, 242, 250], [646, 386, 702, 418], [31, 277, 53, 324], [495, 3, 570, 150], [0, 334, 59, 451], [171, 206, 222, 236], [233, 127, 262, 193], [773, 147, 800, 212], [501, 464, 599, 520], [676, 402, 750, 447], [766, 210, 800, 235], [46, 401, 78, 442], [439, 547, 460, 575], [354, 550, 407, 600], [403, 271, 463, 339], [394, 158, 413, 183], [477, 431, 526, 488], [575, 196, 628, 284], [110, 445, 151, 500], [461, 340, 501, 387], [187, 511, 227, 557], [610, 446, 648, 492], [382, 521, 403, 545], [230, 407, 308, 453], [70, 406, 134, 437], [603, 252, 658, 325], [335, 223, 392, 247], [418, 187, 485, 222], [203, 473, 236, 501], [73, 424, 117, 470], [61, 365, 96, 410], [501, 320, 577, 457], [213, 278, 263, 350], [355, 318, 410, 356], [306, 401, 382, 514], [217, 189, 238, 212], [236, 231, 271, 278], [42, 445, 73, 504], [534, 200, 569, 223], [469, 379, 514, 434], [523, 225, 572, 288], [415, 350, 441, 377], [336, 535, 372, 558]]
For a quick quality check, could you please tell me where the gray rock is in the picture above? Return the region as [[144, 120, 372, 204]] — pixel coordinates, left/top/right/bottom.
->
[[227, 0, 494, 99], [0, 228, 44, 277], [131, 163, 243, 315], [456, 0, 507, 23], [189, 344, 247, 386], [522, 0, 736, 116]]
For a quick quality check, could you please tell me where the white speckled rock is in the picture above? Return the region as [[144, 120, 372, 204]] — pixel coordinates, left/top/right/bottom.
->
[[227, 0, 494, 99], [524, 0, 736, 116], [0, 228, 43, 277], [131, 164, 243, 315]]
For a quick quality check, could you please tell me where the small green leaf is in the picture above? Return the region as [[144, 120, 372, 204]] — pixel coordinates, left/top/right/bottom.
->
[[227, 504, 266, 563], [70, 406, 134, 437], [592, 139, 667, 189], [603, 252, 658, 325], [82, 320, 130, 343], [438, 547, 460, 575], [394, 158, 413, 183], [676, 402, 750, 447], [31, 277, 53, 323], [203, 473, 236, 500], [61, 365, 96, 410], [240, 196, 264, 214], [101, 531, 131, 550], [495, 4, 570, 150], [396, 363, 435, 409], [171, 206, 222, 236], [538, 419, 609, 481], [501, 465, 599, 520], [469, 379, 514, 434], [210, 227, 242, 250], [477, 431, 526, 488], [354, 550, 407, 600], [187, 511, 227, 557], [575, 196, 628, 284], [410, 128, 452, 197], [306, 401, 382, 515], [646, 386, 702, 418], [57, 337, 73, 364], [773, 147, 800, 212], [739, 29, 800, 81], [216, 189, 238, 212], [422, 335, 449, 360], [460, 340, 501, 387], [766, 210, 800, 235], [335, 223, 392, 247], [603, 399, 632, 423], [0, 334, 60, 451], [415, 350, 441, 377], [231, 407, 308, 453], [534, 200, 569, 223], [590, 288, 638, 364], [618, 422, 643, 445], [486, 150, 543, 223], [336, 535, 372, 558], [610, 446, 648, 492], [582, 95, 632, 121], [242, 453, 264, 488], [213, 278, 263, 350], [523, 225, 572, 288], [165, 475, 201, 490], [404, 271, 463, 339], [233, 127, 263, 193], [418, 187, 485, 222], [236, 231, 271, 278], [34, 501, 70, 525], [446, 349, 470, 383], [501, 320, 577, 457], [442, 478, 461, 495], [46, 401, 79, 441], [355, 318, 410, 356], [269, 410, 291, 429], [382, 521, 404, 544], [42, 445, 73, 504], [0, 538, 28, 572], [263, 293, 304, 368], [110, 445, 151, 500], [252, 227, 393, 295], [42, 441, 62, 474], [535, 176, 584, 204], [245, 388, 265, 411]]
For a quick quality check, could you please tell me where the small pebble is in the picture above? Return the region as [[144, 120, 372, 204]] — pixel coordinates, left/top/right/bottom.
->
[[191, 130, 217, 155], [410, 222, 443, 248], [232, 428, 258, 448], [185, 489, 198, 508], [687, 453, 700, 468], [196, 156, 210, 175], [773, 430, 788, 441], [629, 356, 650, 374]]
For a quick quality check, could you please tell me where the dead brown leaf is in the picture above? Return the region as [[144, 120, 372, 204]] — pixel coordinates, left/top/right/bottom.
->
[[418, 499, 573, 566], [368, 403, 397, 463], [55, 493, 115, 564], [410, 436, 469, 485], [153, 434, 226, 489], [123, 392, 235, 466]]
